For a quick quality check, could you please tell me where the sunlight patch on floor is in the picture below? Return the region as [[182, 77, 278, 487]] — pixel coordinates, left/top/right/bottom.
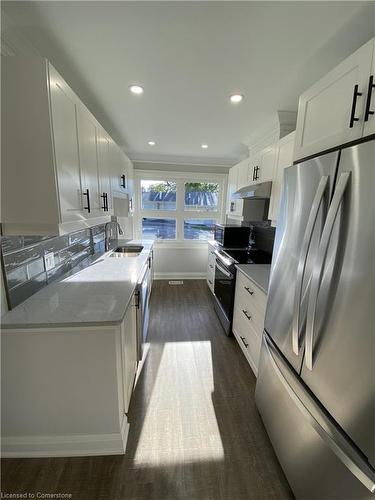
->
[[133, 341, 225, 466]]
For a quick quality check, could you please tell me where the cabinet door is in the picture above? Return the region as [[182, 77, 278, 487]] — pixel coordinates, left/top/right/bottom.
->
[[268, 132, 295, 224], [121, 294, 138, 413], [226, 166, 238, 214], [97, 130, 113, 213], [237, 160, 249, 189], [294, 39, 373, 161], [76, 105, 100, 217], [259, 144, 276, 183], [110, 142, 128, 196], [49, 65, 82, 222], [363, 39, 375, 137]]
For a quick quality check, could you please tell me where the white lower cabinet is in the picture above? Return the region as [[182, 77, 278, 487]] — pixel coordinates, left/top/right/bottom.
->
[[206, 242, 216, 293], [232, 270, 267, 376], [121, 292, 138, 413], [1, 294, 139, 458]]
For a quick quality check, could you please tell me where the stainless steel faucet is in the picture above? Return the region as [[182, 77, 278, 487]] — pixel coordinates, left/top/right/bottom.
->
[[105, 216, 124, 251]]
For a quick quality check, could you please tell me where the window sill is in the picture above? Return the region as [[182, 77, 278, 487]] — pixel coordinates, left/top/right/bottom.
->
[[151, 240, 210, 249]]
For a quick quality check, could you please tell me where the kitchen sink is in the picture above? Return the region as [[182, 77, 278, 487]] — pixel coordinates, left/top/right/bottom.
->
[[111, 245, 144, 257]]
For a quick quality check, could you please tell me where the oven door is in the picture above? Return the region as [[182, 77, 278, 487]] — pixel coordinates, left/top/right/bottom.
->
[[214, 261, 235, 319]]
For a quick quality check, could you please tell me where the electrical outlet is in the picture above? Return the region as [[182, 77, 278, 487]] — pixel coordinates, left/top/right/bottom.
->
[[44, 252, 55, 271]]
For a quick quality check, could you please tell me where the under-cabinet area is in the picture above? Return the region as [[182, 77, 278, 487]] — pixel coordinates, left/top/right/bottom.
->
[[1, 3, 375, 500]]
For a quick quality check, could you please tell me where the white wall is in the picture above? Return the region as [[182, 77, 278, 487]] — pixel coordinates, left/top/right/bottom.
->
[[153, 245, 208, 279]]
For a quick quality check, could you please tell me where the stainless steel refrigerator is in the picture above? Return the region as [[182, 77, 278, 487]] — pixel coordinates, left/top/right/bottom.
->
[[255, 138, 375, 499]]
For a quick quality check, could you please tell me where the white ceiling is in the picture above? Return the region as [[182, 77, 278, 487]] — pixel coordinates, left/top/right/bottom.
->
[[2, 1, 375, 166]]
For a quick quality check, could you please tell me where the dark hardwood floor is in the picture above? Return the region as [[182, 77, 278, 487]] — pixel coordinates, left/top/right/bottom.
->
[[1, 280, 294, 500]]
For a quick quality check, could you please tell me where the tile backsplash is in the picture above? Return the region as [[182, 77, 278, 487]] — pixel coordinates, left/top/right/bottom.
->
[[1, 224, 108, 310]]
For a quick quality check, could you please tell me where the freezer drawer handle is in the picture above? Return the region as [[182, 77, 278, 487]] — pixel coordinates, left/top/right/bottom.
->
[[349, 84, 363, 128], [242, 309, 252, 321], [292, 176, 329, 356], [305, 172, 351, 371], [364, 75, 375, 122], [263, 334, 375, 492], [244, 286, 254, 295]]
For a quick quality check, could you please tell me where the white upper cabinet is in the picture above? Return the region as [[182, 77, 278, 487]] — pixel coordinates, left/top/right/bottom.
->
[[226, 165, 238, 215], [1, 55, 131, 235], [110, 142, 130, 196], [237, 159, 250, 189], [268, 131, 295, 225], [363, 39, 375, 137], [294, 38, 375, 161], [258, 145, 276, 183], [49, 65, 83, 222], [76, 103, 101, 217], [97, 130, 113, 213]]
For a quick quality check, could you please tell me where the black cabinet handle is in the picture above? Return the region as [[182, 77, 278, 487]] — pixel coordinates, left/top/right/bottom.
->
[[244, 286, 254, 295], [240, 336, 249, 348], [209, 264, 214, 269], [208, 279, 213, 285], [242, 309, 252, 321], [101, 192, 108, 211], [83, 189, 91, 213], [349, 84, 363, 128], [364, 75, 375, 122], [254, 165, 260, 181], [121, 174, 126, 188], [252, 166, 255, 181]]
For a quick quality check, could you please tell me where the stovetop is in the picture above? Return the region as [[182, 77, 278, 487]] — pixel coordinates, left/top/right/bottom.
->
[[223, 248, 272, 265]]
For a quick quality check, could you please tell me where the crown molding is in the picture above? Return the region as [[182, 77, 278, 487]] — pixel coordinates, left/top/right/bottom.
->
[[127, 151, 238, 168]]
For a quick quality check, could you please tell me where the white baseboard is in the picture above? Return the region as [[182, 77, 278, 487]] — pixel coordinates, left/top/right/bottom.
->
[[2, 417, 130, 458], [154, 272, 205, 280]]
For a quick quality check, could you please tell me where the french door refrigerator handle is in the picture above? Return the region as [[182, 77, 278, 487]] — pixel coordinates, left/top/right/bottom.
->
[[292, 176, 329, 355], [263, 333, 375, 493], [305, 172, 351, 371], [364, 75, 375, 122]]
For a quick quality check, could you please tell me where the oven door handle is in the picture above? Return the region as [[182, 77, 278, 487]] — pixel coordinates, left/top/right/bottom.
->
[[214, 250, 233, 268], [216, 263, 233, 278]]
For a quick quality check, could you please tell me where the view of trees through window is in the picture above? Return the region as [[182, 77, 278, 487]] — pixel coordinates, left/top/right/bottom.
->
[[140, 179, 220, 240], [141, 180, 176, 210], [184, 182, 219, 211]]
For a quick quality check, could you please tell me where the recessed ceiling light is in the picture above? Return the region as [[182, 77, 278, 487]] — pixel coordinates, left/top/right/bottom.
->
[[201, 144, 208, 149], [148, 141, 156, 146], [129, 85, 144, 95], [230, 94, 244, 103]]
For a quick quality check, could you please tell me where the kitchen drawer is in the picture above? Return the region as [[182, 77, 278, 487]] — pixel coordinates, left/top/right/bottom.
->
[[207, 259, 215, 274], [233, 304, 262, 375], [207, 268, 215, 289], [235, 271, 267, 315], [234, 292, 265, 334], [208, 248, 216, 267]]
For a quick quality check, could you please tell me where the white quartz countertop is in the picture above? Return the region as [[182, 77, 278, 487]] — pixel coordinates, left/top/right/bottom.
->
[[235, 264, 271, 295], [1, 240, 154, 329]]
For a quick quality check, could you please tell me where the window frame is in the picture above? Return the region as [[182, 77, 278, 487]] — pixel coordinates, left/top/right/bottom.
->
[[134, 170, 227, 245]]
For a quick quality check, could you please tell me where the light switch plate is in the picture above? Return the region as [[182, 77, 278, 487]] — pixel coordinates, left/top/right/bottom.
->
[[44, 252, 55, 271]]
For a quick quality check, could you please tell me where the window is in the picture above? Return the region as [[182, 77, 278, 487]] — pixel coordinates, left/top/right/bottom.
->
[[136, 173, 224, 242], [184, 219, 216, 240], [142, 217, 176, 240], [141, 180, 176, 211], [184, 182, 219, 211]]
